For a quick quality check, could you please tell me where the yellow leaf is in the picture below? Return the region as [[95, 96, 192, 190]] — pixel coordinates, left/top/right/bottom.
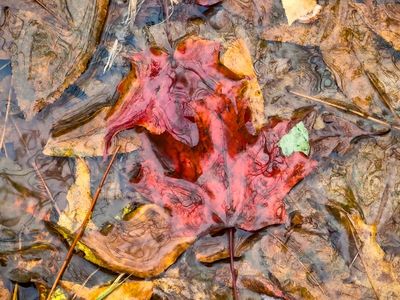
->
[[60, 280, 153, 300], [350, 215, 400, 298], [220, 39, 266, 130], [58, 158, 93, 232]]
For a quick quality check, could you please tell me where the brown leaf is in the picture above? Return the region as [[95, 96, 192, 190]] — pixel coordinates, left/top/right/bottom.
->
[[0, 0, 109, 118], [79, 204, 195, 277], [43, 108, 140, 157], [352, 1, 400, 51]]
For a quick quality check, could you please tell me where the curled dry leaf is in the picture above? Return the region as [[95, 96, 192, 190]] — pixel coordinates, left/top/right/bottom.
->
[[55, 159, 195, 277], [105, 37, 265, 151], [43, 108, 140, 157], [0, 0, 109, 117], [59, 280, 153, 300]]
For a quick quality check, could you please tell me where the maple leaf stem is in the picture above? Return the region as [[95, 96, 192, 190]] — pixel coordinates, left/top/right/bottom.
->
[[228, 228, 239, 300]]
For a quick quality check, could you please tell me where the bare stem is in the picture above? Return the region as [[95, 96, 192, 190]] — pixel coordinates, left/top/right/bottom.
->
[[46, 146, 120, 300], [228, 228, 239, 300]]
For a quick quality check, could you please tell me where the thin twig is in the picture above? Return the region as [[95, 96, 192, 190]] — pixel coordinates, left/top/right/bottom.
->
[[0, 86, 12, 157], [103, 39, 122, 73], [289, 90, 400, 131], [11, 119, 61, 215], [0, 61, 10, 72], [349, 251, 359, 269], [46, 146, 121, 300], [228, 228, 239, 300]]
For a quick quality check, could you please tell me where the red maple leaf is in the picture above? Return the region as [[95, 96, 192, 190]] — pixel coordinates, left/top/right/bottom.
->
[[106, 36, 317, 235], [102, 37, 372, 298]]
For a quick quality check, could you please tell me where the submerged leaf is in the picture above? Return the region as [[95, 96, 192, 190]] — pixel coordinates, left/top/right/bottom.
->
[[44, 108, 140, 157], [1, 0, 109, 117], [59, 280, 153, 300], [0, 278, 10, 300], [194, 230, 258, 263], [55, 159, 195, 277], [349, 215, 400, 298], [132, 94, 316, 235], [57, 159, 93, 232]]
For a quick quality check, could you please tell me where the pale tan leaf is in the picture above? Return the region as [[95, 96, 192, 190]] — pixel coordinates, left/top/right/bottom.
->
[[281, 0, 318, 25]]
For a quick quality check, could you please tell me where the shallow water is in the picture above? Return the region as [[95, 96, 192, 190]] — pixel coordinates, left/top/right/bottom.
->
[[0, 0, 400, 299]]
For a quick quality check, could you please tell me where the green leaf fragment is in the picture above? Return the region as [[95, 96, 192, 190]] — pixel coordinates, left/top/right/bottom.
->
[[51, 288, 68, 300], [278, 121, 310, 156]]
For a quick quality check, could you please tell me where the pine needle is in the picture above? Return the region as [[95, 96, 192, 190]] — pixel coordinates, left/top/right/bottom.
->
[[95, 273, 125, 300], [289, 90, 400, 131]]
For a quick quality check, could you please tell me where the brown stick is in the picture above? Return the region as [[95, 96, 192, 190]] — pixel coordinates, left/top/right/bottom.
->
[[289, 90, 400, 131], [46, 146, 120, 300], [228, 228, 239, 300]]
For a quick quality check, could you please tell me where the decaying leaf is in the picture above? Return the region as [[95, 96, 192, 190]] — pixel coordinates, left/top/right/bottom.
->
[[194, 230, 258, 263], [59, 280, 153, 300], [0, 0, 109, 117], [349, 214, 400, 299], [281, 0, 318, 25], [154, 278, 213, 300], [105, 37, 265, 150], [307, 112, 378, 160], [55, 159, 195, 277], [261, 0, 400, 115], [78, 204, 195, 277], [43, 108, 140, 157], [352, 1, 400, 51]]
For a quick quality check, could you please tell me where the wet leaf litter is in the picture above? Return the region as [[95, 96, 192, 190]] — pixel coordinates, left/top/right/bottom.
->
[[0, 0, 400, 299]]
